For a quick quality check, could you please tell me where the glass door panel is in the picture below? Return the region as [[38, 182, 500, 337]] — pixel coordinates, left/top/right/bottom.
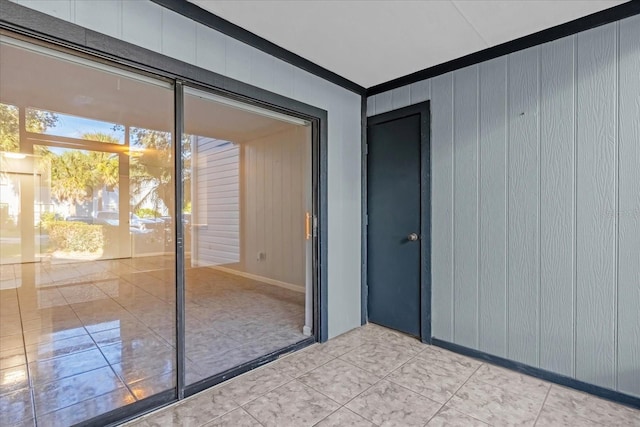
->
[[182, 88, 313, 384], [0, 35, 176, 425]]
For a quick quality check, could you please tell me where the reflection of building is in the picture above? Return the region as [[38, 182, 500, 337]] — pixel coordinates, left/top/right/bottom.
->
[[0, 152, 52, 264]]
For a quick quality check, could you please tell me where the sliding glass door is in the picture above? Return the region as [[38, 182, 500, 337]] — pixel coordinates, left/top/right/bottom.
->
[[182, 87, 314, 385], [0, 32, 317, 426]]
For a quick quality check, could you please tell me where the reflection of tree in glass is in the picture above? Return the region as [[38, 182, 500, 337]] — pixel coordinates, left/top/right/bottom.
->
[[38, 133, 119, 215], [0, 103, 58, 152], [128, 127, 190, 219]]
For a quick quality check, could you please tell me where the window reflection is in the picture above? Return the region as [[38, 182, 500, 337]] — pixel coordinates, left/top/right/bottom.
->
[[0, 35, 176, 426]]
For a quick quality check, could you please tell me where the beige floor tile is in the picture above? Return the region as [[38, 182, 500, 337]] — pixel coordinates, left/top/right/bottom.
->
[[416, 346, 482, 373], [0, 346, 26, 370], [387, 356, 476, 403], [315, 408, 376, 427], [35, 388, 134, 426], [314, 330, 369, 358], [427, 407, 489, 426], [0, 388, 34, 425], [346, 380, 442, 427], [298, 358, 380, 404], [534, 405, 602, 426], [445, 378, 543, 426], [243, 380, 339, 427], [368, 326, 426, 355], [544, 385, 639, 427], [203, 408, 261, 427], [471, 363, 551, 400], [272, 345, 335, 378], [0, 365, 30, 395], [141, 388, 238, 427], [339, 342, 415, 377], [218, 366, 294, 406]]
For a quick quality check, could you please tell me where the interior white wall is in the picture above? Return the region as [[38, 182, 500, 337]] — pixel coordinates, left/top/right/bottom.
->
[[12, 0, 362, 339], [368, 16, 640, 398], [230, 126, 309, 290]]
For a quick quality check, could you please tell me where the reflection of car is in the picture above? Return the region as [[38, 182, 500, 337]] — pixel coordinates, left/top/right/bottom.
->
[[94, 211, 166, 233], [95, 211, 119, 226], [131, 213, 165, 231], [65, 216, 94, 224]]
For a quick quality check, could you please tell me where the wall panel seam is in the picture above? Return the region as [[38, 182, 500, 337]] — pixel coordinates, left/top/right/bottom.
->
[[119, 0, 124, 42], [451, 74, 456, 340], [572, 34, 578, 379], [536, 46, 541, 368], [614, 20, 620, 391], [505, 54, 510, 356], [476, 65, 481, 349]]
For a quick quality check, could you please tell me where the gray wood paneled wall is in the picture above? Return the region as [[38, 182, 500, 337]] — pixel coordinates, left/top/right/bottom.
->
[[11, 0, 362, 339], [368, 16, 640, 397]]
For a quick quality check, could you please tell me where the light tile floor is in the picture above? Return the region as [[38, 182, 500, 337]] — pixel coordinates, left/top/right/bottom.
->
[[125, 323, 640, 427], [0, 256, 305, 426]]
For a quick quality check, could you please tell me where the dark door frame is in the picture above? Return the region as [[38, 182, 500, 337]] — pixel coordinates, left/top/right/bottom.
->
[[364, 101, 431, 343]]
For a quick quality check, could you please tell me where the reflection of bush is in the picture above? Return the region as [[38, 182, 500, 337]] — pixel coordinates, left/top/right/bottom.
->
[[135, 208, 161, 218], [39, 212, 58, 230], [48, 221, 104, 253]]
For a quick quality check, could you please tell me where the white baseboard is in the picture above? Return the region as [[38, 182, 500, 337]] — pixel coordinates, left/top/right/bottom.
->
[[212, 266, 305, 294]]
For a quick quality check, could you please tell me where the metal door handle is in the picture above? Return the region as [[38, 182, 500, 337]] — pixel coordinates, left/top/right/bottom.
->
[[408, 233, 419, 241]]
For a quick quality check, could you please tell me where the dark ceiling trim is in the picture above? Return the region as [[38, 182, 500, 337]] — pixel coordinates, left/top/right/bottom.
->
[[150, 0, 366, 96], [367, 0, 640, 96]]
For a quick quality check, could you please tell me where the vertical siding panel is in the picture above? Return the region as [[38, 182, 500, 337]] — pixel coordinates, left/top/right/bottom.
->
[[75, 0, 122, 39], [479, 57, 508, 356], [225, 37, 252, 83], [264, 138, 275, 279], [271, 60, 295, 99], [292, 132, 304, 284], [256, 143, 266, 276], [539, 37, 576, 376], [122, 0, 163, 53], [391, 86, 411, 110], [410, 79, 431, 105], [576, 23, 617, 389], [431, 73, 454, 341], [374, 91, 393, 114], [242, 146, 252, 271], [161, 8, 196, 64], [273, 138, 284, 280], [366, 96, 375, 117], [283, 139, 294, 282], [453, 65, 479, 348], [195, 23, 226, 75], [250, 49, 275, 92], [17, 0, 73, 21], [508, 47, 539, 366], [617, 15, 640, 397]]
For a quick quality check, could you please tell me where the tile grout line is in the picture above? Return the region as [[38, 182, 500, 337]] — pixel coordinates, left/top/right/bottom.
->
[[277, 329, 415, 425], [421, 362, 485, 426], [329, 339, 437, 424], [14, 286, 37, 427], [532, 385, 552, 426], [56, 279, 139, 405]]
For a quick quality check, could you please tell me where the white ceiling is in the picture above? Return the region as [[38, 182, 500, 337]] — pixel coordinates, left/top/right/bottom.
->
[[189, 0, 626, 88]]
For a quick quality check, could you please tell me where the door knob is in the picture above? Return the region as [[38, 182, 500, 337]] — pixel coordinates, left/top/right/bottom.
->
[[407, 233, 419, 241]]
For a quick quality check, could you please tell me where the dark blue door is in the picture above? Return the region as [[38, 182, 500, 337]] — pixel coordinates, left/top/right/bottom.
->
[[367, 113, 422, 337]]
